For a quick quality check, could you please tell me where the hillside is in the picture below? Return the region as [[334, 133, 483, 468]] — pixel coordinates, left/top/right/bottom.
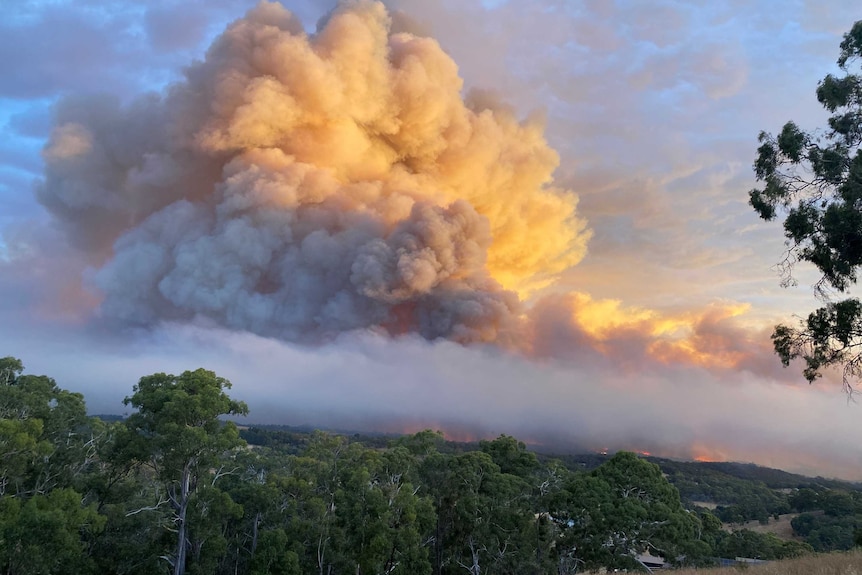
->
[[728, 513, 801, 539]]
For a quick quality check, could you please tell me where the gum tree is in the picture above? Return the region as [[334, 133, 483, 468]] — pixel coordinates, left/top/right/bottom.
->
[[117, 368, 248, 575], [749, 21, 862, 389]]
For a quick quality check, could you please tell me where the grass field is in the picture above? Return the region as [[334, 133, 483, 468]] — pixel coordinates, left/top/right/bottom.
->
[[671, 550, 862, 575], [725, 513, 801, 540]]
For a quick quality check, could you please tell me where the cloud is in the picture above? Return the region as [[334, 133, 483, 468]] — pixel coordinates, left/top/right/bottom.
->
[[144, 4, 211, 52], [0, 0, 330, 101], [6, 104, 52, 140], [0, 5, 145, 100], [624, 2, 690, 49]]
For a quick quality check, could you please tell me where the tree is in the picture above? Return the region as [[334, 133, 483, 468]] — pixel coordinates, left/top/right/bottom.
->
[[332, 444, 434, 575], [0, 357, 91, 496], [117, 368, 248, 575], [715, 529, 811, 560], [748, 21, 862, 388], [285, 434, 434, 575], [554, 452, 701, 572], [0, 487, 105, 575], [479, 434, 539, 478], [0, 357, 106, 574]]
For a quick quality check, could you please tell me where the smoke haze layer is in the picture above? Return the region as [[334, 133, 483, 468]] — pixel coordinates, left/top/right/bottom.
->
[[37, 0, 589, 344]]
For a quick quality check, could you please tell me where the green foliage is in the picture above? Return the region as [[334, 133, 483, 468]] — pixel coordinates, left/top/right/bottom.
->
[[249, 529, 301, 575], [0, 356, 23, 385], [644, 458, 791, 525], [120, 369, 249, 475], [715, 529, 812, 560], [0, 488, 105, 575], [393, 429, 446, 456], [773, 299, 862, 384], [235, 431, 437, 575], [332, 446, 434, 575], [0, 417, 52, 494], [748, 20, 862, 386], [239, 426, 310, 453], [790, 487, 822, 512], [789, 490, 862, 552], [0, 357, 92, 497], [117, 368, 248, 575], [479, 434, 539, 478], [551, 452, 706, 572]]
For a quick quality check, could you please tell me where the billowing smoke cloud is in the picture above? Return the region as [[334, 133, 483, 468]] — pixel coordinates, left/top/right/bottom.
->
[[37, 0, 589, 343], [30, 0, 806, 390]]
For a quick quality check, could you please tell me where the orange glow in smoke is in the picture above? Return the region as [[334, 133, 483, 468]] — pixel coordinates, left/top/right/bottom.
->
[[383, 301, 418, 336], [563, 293, 756, 370], [689, 442, 729, 463]]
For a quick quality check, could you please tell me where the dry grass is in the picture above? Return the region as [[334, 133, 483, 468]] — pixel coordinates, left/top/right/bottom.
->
[[724, 513, 802, 540], [671, 550, 862, 575]]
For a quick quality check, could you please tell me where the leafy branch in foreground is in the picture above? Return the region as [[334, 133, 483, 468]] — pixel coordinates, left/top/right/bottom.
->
[[750, 20, 862, 388]]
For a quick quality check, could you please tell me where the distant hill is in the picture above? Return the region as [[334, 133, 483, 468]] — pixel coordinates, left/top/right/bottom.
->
[[679, 460, 862, 491]]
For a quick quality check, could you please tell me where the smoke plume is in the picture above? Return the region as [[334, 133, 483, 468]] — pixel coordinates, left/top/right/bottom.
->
[[37, 0, 590, 344]]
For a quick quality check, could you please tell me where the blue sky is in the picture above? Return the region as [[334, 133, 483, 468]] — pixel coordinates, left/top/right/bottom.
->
[[1, 0, 861, 478]]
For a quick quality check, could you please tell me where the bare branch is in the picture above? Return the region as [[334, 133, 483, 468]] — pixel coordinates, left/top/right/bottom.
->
[[126, 496, 170, 516]]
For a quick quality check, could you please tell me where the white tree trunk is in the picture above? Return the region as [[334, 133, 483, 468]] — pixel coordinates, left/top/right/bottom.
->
[[174, 462, 191, 575]]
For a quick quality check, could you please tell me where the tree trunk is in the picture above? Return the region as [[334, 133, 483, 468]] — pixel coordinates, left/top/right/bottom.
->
[[174, 462, 191, 575], [434, 516, 443, 575], [468, 537, 481, 575], [251, 511, 261, 555], [317, 531, 327, 575], [384, 541, 397, 574]]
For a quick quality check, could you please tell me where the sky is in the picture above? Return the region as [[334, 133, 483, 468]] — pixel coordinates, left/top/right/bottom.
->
[[1, 0, 861, 479]]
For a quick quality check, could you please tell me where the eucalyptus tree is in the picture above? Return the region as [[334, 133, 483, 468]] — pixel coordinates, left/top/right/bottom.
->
[[116, 368, 248, 575], [0, 487, 105, 575], [554, 452, 702, 572], [284, 432, 434, 575], [0, 357, 104, 574], [0, 356, 91, 496], [748, 21, 862, 388]]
